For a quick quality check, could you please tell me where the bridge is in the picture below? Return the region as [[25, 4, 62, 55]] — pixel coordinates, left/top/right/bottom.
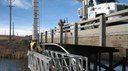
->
[[28, 9, 128, 71]]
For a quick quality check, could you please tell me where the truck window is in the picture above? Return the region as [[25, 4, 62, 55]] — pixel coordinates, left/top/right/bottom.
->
[[96, 0, 117, 4], [89, 0, 94, 7]]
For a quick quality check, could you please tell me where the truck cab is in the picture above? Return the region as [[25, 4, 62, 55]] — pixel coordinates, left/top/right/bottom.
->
[[78, 0, 128, 19]]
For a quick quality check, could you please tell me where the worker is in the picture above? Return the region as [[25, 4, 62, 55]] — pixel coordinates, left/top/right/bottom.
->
[[29, 38, 43, 53], [29, 38, 37, 51], [35, 44, 43, 53]]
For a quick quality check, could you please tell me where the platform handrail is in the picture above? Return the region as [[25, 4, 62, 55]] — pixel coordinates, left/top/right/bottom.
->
[[44, 50, 88, 71], [28, 42, 88, 71], [28, 51, 51, 71], [42, 43, 70, 54], [28, 49, 88, 71]]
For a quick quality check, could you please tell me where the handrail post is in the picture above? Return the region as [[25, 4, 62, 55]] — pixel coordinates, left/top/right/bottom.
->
[[99, 14, 106, 71], [74, 23, 78, 45], [99, 14, 106, 47], [58, 19, 64, 44], [45, 31, 47, 43], [51, 29, 54, 43]]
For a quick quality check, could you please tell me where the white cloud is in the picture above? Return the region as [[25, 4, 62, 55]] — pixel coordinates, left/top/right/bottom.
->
[[0, 27, 32, 36], [5, 0, 31, 9], [0, 23, 32, 36], [72, 0, 81, 5], [15, 29, 32, 36]]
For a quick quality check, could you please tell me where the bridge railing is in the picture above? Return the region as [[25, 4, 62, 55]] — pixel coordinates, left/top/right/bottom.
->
[[28, 50, 88, 71], [106, 9, 128, 25], [41, 9, 128, 46]]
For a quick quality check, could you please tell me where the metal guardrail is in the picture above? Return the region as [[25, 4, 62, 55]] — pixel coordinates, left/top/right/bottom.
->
[[28, 50, 88, 71], [45, 50, 88, 71], [28, 51, 51, 71], [28, 43, 88, 71]]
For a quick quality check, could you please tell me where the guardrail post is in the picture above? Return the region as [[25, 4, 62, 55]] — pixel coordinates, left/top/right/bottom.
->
[[45, 31, 47, 43], [99, 14, 106, 46], [76, 57, 79, 71], [58, 19, 64, 44], [51, 29, 54, 43], [74, 23, 78, 45]]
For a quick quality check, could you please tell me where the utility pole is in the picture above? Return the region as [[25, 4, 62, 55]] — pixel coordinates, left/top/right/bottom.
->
[[7, 0, 15, 41]]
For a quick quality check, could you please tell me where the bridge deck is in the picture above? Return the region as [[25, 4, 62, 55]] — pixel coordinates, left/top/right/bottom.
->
[[45, 44, 119, 55]]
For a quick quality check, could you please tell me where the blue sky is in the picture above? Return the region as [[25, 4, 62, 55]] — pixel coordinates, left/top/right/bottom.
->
[[0, 0, 128, 36]]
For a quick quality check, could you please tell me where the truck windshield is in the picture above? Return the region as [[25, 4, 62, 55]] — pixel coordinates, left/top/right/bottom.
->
[[96, 0, 117, 4]]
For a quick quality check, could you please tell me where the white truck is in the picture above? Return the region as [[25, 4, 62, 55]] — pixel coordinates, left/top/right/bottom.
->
[[78, 0, 128, 20]]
